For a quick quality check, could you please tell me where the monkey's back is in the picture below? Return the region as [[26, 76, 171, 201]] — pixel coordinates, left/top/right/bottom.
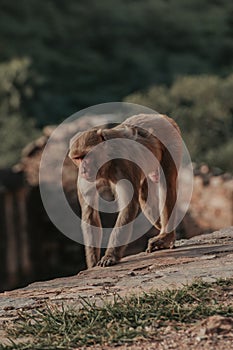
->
[[122, 113, 180, 135], [123, 113, 182, 167]]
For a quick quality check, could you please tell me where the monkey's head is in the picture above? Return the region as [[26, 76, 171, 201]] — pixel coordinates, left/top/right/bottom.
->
[[69, 125, 142, 181], [69, 128, 106, 181]]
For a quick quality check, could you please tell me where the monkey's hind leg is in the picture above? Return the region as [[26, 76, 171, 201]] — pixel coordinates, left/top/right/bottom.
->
[[146, 152, 178, 253]]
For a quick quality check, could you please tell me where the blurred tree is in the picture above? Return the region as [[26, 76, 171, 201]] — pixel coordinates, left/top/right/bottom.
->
[[125, 74, 233, 172], [0, 0, 232, 125], [0, 58, 39, 167]]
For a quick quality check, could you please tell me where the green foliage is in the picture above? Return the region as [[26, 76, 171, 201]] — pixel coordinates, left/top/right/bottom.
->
[[125, 74, 233, 171], [0, 114, 39, 167], [0, 1, 233, 167], [0, 0, 233, 125], [0, 58, 40, 116], [0, 58, 39, 167]]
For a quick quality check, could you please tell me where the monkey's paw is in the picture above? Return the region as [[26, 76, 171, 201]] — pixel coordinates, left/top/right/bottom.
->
[[146, 233, 175, 253], [97, 255, 119, 267]]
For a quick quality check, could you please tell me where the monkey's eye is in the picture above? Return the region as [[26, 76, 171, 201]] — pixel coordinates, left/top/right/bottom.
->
[[73, 155, 85, 161]]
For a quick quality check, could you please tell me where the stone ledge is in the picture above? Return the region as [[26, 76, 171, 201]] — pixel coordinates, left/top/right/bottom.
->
[[0, 227, 233, 326]]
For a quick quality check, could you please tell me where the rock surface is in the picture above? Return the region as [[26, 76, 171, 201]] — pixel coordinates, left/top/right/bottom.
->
[[0, 227, 233, 325]]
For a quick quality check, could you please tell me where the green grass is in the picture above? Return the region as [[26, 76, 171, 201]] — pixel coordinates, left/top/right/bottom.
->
[[1, 278, 233, 349]]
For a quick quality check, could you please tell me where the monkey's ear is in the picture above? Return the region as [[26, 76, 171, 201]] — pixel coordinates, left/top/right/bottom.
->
[[97, 128, 107, 141], [69, 132, 82, 149], [97, 127, 138, 140], [123, 126, 138, 140]]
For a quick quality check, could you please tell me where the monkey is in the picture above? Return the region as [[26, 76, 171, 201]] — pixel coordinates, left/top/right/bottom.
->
[[69, 113, 182, 268]]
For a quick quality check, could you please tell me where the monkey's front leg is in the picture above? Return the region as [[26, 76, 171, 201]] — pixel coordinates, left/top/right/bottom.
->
[[81, 207, 102, 268], [78, 185, 102, 269], [97, 201, 139, 267]]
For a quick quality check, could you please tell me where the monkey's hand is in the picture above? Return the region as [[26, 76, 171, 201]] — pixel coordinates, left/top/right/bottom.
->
[[97, 255, 120, 267], [146, 232, 175, 253]]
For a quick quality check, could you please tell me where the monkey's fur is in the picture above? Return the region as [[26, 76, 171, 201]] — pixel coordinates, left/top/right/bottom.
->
[[69, 114, 182, 268]]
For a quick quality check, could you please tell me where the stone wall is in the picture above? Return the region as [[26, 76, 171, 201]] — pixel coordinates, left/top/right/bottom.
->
[[0, 169, 85, 292], [190, 172, 233, 233], [0, 170, 31, 291]]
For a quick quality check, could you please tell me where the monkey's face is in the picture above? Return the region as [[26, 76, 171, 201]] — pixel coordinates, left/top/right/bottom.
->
[[69, 129, 106, 182], [69, 125, 140, 181]]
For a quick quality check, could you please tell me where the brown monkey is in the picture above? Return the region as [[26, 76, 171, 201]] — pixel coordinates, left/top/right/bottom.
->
[[69, 113, 182, 268]]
